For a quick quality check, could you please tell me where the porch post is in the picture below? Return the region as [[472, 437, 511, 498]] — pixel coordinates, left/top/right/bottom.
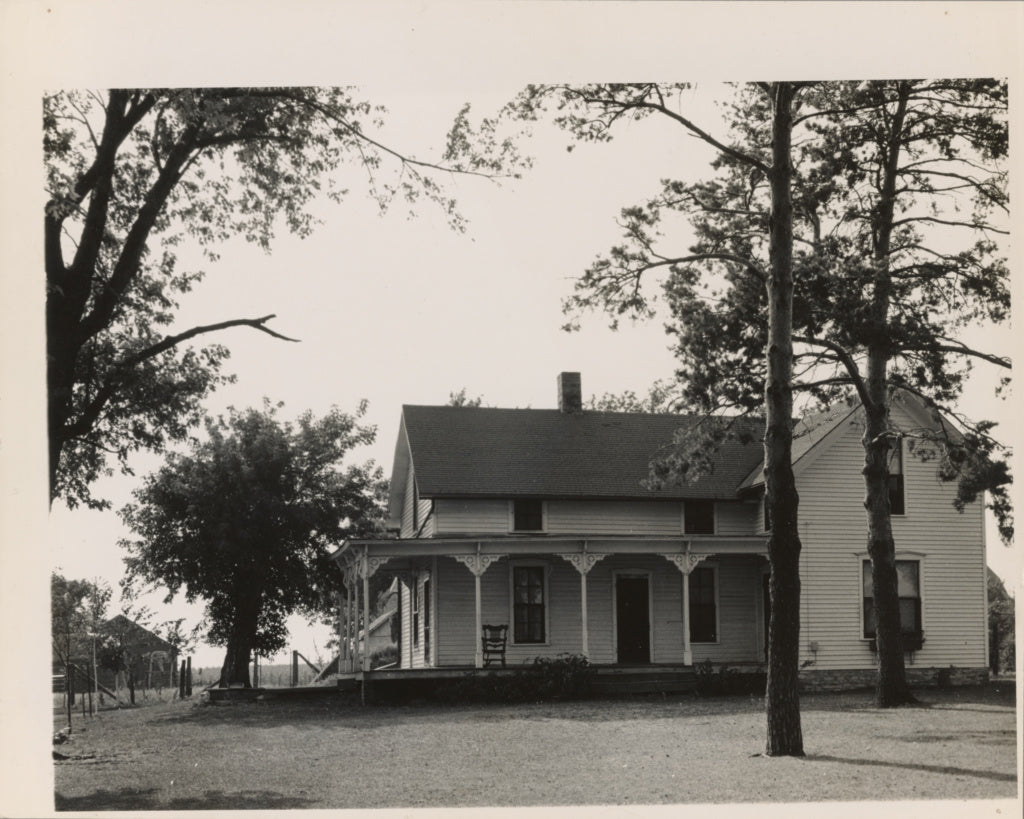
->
[[347, 575, 355, 672], [555, 548, 607, 660], [660, 551, 711, 666], [474, 572, 483, 668], [352, 569, 360, 672], [342, 593, 350, 675], [362, 558, 371, 674], [682, 572, 692, 666], [453, 547, 507, 669]]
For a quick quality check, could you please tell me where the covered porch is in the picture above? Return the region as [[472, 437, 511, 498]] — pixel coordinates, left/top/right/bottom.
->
[[332, 534, 769, 677]]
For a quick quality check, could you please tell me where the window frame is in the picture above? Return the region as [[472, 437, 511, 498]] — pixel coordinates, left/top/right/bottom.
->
[[860, 555, 924, 643], [508, 560, 550, 646], [688, 563, 720, 644], [683, 500, 716, 535], [509, 499, 546, 533]]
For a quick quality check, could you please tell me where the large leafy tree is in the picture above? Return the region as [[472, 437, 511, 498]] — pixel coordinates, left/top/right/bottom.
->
[[500, 82, 809, 756], [562, 80, 1010, 706], [120, 401, 387, 688], [45, 88, 519, 509]]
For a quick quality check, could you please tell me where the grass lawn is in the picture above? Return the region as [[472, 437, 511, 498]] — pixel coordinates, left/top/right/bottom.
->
[[53, 682, 1018, 810]]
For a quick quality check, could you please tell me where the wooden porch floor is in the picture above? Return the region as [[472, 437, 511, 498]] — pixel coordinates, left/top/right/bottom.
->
[[333, 662, 766, 698]]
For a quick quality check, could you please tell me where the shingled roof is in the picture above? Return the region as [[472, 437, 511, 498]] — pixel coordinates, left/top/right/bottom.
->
[[399, 405, 766, 502]]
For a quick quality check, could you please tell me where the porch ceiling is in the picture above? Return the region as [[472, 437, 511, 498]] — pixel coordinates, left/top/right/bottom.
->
[[333, 534, 768, 564]]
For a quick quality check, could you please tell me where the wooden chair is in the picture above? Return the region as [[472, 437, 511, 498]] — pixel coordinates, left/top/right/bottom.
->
[[481, 624, 508, 667]]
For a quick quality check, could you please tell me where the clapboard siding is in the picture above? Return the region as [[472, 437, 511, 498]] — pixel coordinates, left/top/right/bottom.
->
[[400, 464, 435, 538], [433, 552, 765, 666], [434, 499, 509, 534], [716, 501, 760, 536], [796, 405, 986, 671], [546, 501, 680, 535], [397, 573, 432, 669], [433, 498, 762, 537]]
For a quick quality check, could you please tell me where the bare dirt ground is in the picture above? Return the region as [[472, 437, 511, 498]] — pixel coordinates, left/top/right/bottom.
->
[[53, 682, 1018, 810]]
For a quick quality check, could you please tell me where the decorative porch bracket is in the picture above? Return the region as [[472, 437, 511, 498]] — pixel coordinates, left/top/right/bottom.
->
[[554, 552, 607, 575], [555, 550, 607, 659], [452, 554, 506, 576], [660, 552, 712, 666], [453, 550, 507, 668]]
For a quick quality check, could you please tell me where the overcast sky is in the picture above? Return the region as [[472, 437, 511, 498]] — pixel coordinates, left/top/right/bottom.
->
[[5, 2, 1021, 683]]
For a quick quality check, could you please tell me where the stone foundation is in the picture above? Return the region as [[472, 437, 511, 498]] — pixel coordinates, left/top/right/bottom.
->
[[799, 666, 989, 693]]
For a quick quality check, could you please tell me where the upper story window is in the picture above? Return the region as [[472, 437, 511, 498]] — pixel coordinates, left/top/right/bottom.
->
[[512, 499, 544, 532], [888, 440, 905, 515], [684, 500, 715, 534]]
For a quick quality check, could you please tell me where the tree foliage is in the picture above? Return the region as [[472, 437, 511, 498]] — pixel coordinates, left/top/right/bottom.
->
[[45, 87, 522, 510], [120, 400, 388, 687]]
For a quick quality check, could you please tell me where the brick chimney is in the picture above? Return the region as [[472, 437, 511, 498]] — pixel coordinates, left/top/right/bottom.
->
[[557, 372, 582, 413]]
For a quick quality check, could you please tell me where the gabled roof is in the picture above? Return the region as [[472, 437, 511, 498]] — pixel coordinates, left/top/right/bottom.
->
[[398, 405, 765, 503], [739, 398, 860, 490]]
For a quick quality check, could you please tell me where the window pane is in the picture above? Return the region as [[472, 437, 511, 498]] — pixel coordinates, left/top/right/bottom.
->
[[899, 598, 920, 632], [863, 598, 876, 637], [863, 560, 873, 596], [513, 566, 545, 643], [896, 561, 919, 596], [889, 442, 903, 474], [689, 568, 716, 642], [513, 500, 543, 531], [684, 501, 715, 534]]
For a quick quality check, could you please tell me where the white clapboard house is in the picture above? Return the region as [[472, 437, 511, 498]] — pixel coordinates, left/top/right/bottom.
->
[[332, 373, 989, 692]]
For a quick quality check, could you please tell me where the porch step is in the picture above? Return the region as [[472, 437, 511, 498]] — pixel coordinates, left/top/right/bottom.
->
[[591, 670, 697, 695]]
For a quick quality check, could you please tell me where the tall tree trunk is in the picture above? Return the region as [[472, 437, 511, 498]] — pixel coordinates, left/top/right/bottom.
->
[[219, 605, 259, 688], [764, 82, 804, 757], [864, 82, 914, 708]]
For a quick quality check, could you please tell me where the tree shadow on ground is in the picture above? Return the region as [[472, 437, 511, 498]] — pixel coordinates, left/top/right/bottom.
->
[[56, 787, 316, 811], [805, 754, 1017, 784]]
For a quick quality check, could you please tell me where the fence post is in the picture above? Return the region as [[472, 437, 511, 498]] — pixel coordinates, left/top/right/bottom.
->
[[291, 650, 298, 687], [186, 657, 192, 696]]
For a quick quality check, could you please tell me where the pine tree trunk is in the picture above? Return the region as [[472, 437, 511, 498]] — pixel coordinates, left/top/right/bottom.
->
[[863, 403, 915, 706], [763, 82, 804, 757], [863, 82, 914, 708]]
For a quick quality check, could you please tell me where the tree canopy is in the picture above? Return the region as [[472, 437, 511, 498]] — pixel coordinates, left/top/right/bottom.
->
[[45, 87, 521, 510], [120, 400, 387, 687]]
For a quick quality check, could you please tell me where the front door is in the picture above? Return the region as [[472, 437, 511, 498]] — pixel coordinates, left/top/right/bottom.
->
[[616, 575, 650, 664]]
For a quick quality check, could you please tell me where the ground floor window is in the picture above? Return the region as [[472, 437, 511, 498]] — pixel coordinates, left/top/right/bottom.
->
[[689, 566, 717, 642], [512, 565, 546, 643], [862, 559, 921, 638]]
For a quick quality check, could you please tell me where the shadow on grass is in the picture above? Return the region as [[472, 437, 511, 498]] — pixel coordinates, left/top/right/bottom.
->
[[56, 787, 316, 811], [805, 754, 1017, 783]]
